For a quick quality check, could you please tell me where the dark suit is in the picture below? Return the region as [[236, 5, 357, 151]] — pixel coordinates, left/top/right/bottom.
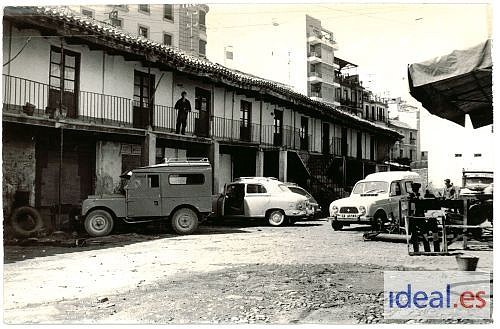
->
[[174, 97, 191, 134]]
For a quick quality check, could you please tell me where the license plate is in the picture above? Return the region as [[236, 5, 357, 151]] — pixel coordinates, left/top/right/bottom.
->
[[338, 213, 358, 219]]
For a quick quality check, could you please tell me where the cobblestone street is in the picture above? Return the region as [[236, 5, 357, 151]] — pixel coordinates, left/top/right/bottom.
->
[[3, 219, 492, 324]]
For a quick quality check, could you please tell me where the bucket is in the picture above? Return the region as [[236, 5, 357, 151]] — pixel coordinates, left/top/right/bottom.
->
[[455, 255, 479, 271]]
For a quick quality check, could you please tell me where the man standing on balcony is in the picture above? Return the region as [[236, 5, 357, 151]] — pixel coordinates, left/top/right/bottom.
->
[[175, 91, 191, 135]]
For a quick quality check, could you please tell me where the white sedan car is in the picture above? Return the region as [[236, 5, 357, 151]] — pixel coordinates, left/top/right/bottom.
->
[[212, 177, 309, 226]]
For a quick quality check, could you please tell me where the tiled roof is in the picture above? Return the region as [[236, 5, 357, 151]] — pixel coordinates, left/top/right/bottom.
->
[[5, 6, 401, 138]]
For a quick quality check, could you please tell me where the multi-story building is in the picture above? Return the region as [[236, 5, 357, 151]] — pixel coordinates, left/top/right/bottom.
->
[[2, 7, 401, 229], [363, 90, 388, 125], [387, 98, 421, 163], [306, 15, 340, 106], [334, 57, 365, 118], [388, 119, 418, 164], [68, 4, 209, 57]]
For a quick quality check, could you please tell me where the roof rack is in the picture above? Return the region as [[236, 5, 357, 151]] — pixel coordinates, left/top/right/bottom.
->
[[234, 177, 279, 181], [142, 157, 210, 168], [164, 157, 209, 164]]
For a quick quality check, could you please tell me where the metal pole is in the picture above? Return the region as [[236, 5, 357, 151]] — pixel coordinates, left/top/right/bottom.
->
[[58, 125, 63, 229]]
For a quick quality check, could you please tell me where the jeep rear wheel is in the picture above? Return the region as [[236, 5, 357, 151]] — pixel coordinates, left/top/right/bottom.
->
[[267, 210, 286, 226], [171, 208, 199, 235], [84, 209, 114, 237]]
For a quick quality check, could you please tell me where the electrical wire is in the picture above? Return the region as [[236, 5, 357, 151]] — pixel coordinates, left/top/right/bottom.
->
[[3, 36, 32, 67]]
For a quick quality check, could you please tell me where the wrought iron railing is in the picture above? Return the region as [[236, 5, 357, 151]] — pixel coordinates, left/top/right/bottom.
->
[[3, 74, 319, 151]]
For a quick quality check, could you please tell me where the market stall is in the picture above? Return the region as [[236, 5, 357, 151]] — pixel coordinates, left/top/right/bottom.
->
[[408, 39, 492, 128]]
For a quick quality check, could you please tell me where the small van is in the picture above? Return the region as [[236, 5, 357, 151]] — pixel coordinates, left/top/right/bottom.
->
[[328, 171, 422, 231], [80, 158, 212, 237]]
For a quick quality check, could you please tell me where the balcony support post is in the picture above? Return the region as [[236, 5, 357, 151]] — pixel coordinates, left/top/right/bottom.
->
[[208, 140, 220, 194], [279, 149, 287, 182], [256, 148, 264, 177], [142, 130, 157, 166]]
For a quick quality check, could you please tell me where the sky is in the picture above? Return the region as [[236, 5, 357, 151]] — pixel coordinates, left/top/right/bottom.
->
[[205, 1, 494, 185]]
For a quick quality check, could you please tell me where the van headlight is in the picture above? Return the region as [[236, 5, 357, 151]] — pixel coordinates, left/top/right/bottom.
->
[[359, 205, 366, 215], [330, 205, 338, 216]]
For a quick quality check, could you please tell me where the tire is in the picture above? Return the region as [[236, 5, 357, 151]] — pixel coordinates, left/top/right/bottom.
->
[[372, 211, 387, 232], [84, 209, 114, 237], [331, 221, 343, 231], [171, 207, 199, 235], [267, 210, 286, 226], [9, 206, 44, 237]]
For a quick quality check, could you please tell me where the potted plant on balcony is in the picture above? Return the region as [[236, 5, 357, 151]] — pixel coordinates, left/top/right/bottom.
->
[[22, 102, 35, 116]]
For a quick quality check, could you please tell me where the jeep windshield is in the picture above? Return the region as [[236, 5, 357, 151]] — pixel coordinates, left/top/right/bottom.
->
[[352, 181, 388, 194]]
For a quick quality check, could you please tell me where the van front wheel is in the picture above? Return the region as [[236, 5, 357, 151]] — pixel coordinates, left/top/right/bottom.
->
[[171, 208, 199, 235]]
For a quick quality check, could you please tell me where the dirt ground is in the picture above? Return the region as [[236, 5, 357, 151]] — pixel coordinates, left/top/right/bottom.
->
[[2, 219, 493, 324]]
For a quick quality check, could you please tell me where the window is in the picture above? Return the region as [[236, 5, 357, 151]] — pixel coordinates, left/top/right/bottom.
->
[[133, 70, 154, 109], [81, 8, 94, 18], [365, 105, 369, 119], [390, 182, 402, 196], [410, 149, 413, 160], [138, 25, 149, 38], [246, 184, 267, 194], [148, 175, 159, 188], [163, 4, 173, 20], [168, 174, 205, 185], [163, 33, 172, 46], [199, 10, 206, 27], [240, 100, 251, 128], [455, 153, 462, 157], [399, 149, 404, 158], [110, 17, 122, 28], [371, 106, 375, 120], [199, 40, 207, 56], [48, 47, 80, 118], [138, 4, 150, 13]]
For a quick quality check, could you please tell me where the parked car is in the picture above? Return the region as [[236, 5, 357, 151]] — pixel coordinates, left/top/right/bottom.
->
[[80, 158, 212, 237], [328, 171, 422, 231], [284, 183, 322, 219], [212, 177, 309, 226]]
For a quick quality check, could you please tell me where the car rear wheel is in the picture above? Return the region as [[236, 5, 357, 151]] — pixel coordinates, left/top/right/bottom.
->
[[84, 209, 114, 237], [331, 221, 343, 231], [171, 207, 199, 235], [267, 210, 286, 226]]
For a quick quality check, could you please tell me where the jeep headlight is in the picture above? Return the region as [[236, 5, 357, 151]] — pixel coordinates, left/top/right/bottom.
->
[[330, 205, 338, 216], [359, 205, 366, 215]]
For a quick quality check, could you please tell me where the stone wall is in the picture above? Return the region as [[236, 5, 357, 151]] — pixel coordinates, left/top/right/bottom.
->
[[2, 134, 36, 216]]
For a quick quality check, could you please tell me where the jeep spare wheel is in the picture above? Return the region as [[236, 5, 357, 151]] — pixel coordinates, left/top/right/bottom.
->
[[84, 209, 114, 237], [171, 207, 199, 235]]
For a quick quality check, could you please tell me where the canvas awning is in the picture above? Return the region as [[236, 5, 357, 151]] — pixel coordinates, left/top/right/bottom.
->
[[408, 39, 492, 128]]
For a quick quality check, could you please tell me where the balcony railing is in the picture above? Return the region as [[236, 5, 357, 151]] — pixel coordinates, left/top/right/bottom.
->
[[309, 71, 322, 78], [310, 91, 322, 98], [3, 74, 199, 135], [308, 51, 321, 58], [3, 74, 320, 152]]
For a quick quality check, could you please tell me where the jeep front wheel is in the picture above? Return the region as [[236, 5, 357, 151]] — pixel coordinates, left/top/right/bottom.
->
[[84, 209, 114, 237], [171, 208, 199, 235]]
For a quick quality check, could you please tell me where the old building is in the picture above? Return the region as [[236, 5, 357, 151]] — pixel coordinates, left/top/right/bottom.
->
[[2, 6, 401, 229], [68, 4, 209, 57]]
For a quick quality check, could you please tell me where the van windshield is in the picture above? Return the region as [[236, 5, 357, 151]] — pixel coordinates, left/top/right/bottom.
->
[[352, 181, 388, 194]]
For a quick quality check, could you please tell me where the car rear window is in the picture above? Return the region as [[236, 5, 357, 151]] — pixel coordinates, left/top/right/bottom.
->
[[278, 184, 290, 192], [246, 184, 267, 194]]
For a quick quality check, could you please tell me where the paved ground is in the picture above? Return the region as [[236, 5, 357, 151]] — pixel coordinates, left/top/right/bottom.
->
[[2, 219, 493, 324]]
